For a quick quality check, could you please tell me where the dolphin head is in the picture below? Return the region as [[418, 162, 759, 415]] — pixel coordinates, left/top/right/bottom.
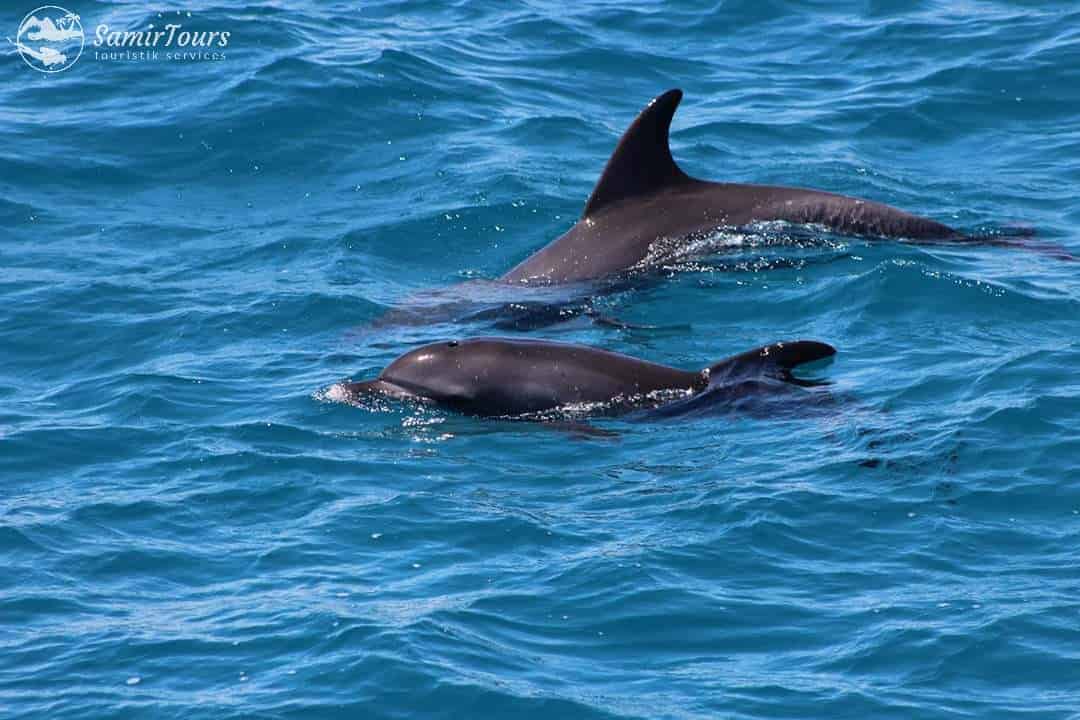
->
[[379, 339, 478, 402], [336, 338, 518, 410]]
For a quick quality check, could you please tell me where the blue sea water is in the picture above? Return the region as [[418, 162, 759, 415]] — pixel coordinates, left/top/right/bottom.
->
[[3, 0, 1080, 717]]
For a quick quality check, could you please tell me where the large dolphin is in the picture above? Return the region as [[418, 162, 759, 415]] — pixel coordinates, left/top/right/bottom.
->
[[370, 89, 1064, 330], [502, 88, 971, 284], [332, 337, 835, 418]]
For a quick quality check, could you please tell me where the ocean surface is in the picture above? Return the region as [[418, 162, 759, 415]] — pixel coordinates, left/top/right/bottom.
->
[[3, 1, 1080, 718]]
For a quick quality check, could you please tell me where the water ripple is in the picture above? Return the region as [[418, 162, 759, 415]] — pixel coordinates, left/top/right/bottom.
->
[[2, 0, 1079, 718]]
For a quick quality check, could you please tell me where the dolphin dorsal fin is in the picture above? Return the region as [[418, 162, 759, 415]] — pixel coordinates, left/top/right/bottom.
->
[[705, 341, 836, 385], [582, 89, 693, 218]]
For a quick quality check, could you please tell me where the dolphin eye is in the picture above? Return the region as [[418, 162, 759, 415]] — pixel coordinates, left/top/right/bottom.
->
[[447, 341, 459, 348]]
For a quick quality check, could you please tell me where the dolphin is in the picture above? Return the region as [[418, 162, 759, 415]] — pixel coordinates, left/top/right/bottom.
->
[[332, 337, 835, 418], [368, 88, 1065, 330], [501, 88, 974, 284]]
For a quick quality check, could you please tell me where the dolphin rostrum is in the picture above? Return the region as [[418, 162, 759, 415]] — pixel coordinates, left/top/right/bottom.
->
[[333, 337, 836, 418], [501, 88, 972, 284]]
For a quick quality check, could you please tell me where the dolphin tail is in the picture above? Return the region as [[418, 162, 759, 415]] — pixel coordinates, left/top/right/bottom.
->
[[705, 340, 836, 386], [906, 223, 1074, 261], [971, 226, 1076, 262]]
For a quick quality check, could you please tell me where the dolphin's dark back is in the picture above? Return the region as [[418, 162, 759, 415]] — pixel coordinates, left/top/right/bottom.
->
[[340, 337, 837, 419], [377, 337, 702, 417], [710, 183, 961, 240], [501, 88, 963, 284]]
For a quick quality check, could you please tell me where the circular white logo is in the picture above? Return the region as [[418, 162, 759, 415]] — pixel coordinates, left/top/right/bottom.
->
[[12, 5, 84, 73]]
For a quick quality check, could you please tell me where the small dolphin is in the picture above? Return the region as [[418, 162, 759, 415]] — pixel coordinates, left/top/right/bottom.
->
[[502, 88, 977, 283], [333, 337, 835, 418]]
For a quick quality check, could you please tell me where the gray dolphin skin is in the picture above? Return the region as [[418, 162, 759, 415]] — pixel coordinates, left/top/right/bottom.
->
[[336, 337, 835, 418], [501, 88, 963, 284]]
